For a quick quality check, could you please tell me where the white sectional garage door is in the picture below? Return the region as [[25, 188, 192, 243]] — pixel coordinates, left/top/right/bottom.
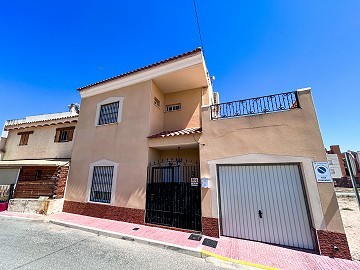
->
[[218, 164, 314, 250]]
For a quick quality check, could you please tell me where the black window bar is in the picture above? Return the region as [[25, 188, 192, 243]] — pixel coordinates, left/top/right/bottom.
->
[[210, 91, 300, 120], [89, 166, 114, 203], [98, 102, 119, 125]]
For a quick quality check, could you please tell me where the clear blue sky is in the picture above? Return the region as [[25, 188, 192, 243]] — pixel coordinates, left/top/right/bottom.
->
[[0, 1, 359, 150]]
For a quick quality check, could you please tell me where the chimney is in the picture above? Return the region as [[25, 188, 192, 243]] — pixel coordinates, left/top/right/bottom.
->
[[68, 103, 80, 115]]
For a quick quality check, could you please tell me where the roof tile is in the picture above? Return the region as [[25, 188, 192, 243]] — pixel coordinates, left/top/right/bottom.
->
[[78, 48, 202, 91], [148, 127, 202, 139]]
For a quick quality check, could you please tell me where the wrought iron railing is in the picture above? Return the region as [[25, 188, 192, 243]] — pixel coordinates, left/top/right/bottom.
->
[[210, 91, 300, 120]]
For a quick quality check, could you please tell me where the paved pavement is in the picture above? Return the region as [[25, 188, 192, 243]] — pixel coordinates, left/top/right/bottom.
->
[[1, 211, 360, 270], [0, 217, 245, 270]]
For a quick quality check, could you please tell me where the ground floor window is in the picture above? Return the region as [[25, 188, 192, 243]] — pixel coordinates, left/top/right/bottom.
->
[[89, 166, 114, 203]]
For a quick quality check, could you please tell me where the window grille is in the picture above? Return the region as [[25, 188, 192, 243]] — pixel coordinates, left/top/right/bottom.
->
[[54, 127, 75, 142], [59, 130, 69, 142], [98, 102, 119, 125], [89, 166, 114, 203]]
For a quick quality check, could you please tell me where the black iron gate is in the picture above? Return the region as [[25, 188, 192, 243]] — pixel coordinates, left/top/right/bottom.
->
[[145, 162, 201, 231]]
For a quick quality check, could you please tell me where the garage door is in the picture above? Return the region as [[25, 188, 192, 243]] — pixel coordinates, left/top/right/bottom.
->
[[218, 164, 314, 250]]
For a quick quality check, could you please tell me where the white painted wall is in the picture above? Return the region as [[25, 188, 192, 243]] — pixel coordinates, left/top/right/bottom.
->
[[326, 153, 343, 179], [3, 123, 76, 160]]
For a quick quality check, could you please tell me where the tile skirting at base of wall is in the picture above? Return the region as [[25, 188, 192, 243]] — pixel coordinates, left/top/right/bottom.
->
[[202, 217, 220, 238], [317, 230, 352, 260], [63, 200, 145, 225]]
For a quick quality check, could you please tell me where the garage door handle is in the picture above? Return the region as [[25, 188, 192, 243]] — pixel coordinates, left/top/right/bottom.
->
[[258, 210, 263, 218]]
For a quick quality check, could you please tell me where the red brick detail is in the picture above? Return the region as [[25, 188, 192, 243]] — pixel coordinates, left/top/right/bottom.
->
[[14, 166, 69, 199], [63, 200, 145, 225], [54, 166, 69, 199], [317, 230, 352, 260], [202, 217, 220, 238]]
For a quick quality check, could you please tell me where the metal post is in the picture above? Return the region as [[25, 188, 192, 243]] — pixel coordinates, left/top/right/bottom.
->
[[344, 152, 360, 211]]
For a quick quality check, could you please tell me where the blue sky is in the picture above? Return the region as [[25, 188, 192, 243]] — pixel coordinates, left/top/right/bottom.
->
[[0, 1, 359, 150]]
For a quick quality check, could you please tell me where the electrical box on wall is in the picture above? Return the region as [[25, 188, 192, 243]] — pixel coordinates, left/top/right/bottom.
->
[[201, 178, 209, 188]]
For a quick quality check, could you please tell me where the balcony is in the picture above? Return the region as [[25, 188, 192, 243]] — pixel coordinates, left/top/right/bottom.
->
[[210, 91, 300, 120]]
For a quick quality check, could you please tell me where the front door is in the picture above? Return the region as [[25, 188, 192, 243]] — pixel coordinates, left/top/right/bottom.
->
[[145, 164, 201, 231]]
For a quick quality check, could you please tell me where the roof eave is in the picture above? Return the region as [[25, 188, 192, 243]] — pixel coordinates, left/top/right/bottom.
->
[[78, 49, 208, 99]]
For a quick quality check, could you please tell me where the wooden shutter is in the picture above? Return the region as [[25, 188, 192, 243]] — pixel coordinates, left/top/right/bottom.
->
[[55, 126, 75, 142], [54, 130, 61, 142], [18, 131, 33, 145]]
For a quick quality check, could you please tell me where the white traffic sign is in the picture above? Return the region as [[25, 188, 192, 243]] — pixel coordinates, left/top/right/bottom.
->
[[313, 162, 333, 182]]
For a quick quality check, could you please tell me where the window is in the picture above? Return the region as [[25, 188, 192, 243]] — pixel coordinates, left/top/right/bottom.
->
[[154, 97, 161, 108], [165, 103, 181, 112], [18, 131, 33, 145], [98, 102, 119, 125], [89, 166, 114, 203], [54, 127, 75, 143], [35, 170, 42, 179], [95, 97, 124, 126]]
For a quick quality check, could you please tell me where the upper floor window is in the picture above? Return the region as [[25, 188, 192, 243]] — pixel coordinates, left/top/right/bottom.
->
[[17, 131, 34, 146], [98, 102, 119, 125], [95, 97, 124, 126], [165, 103, 181, 112], [54, 127, 75, 143]]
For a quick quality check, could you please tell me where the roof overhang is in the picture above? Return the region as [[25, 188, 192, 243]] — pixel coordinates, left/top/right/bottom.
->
[[79, 51, 210, 98], [0, 160, 69, 167], [4, 117, 78, 131]]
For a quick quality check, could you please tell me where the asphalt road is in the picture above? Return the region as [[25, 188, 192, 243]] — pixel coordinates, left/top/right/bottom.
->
[[0, 217, 246, 270]]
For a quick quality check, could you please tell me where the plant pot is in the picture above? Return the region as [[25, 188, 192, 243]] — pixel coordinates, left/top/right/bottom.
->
[[0, 202, 8, 212]]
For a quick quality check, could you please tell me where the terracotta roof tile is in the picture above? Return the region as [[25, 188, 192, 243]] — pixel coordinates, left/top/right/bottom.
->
[[78, 48, 202, 91], [148, 127, 202, 139]]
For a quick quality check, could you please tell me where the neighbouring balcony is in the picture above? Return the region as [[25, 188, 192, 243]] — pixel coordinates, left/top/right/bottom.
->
[[210, 91, 300, 120]]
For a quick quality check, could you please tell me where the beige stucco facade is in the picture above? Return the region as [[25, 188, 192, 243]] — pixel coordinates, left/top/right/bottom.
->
[[64, 49, 348, 258], [3, 123, 76, 160], [66, 81, 152, 209], [199, 89, 344, 234]]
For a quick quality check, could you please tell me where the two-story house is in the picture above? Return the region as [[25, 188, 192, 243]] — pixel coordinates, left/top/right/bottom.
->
[[0, 104, 79, 214], [63, 48, 351, 259]]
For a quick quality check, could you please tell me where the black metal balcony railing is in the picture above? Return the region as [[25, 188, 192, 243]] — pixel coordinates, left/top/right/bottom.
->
[[210, 91, 300, 120]]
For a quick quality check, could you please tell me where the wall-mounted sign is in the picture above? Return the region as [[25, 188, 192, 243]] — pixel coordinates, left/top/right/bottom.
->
[[191, 178, 199, 187], [201, 178, 209, 188], [313, 162, 333, 182]]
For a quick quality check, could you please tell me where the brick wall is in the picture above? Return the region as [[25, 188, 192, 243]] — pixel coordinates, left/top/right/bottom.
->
[[14, 165, 69, 199], [202, 217, 220, 238], [317, 230, 352, 260], [63, 200, 145, 225]]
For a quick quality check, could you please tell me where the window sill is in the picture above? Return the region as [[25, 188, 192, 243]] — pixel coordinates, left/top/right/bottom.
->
[[95, 122, 119, 127], [87, 200, 111, 205]]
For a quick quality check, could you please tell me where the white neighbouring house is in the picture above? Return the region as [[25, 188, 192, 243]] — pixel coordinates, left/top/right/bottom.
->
[[326, 153, 343, 179]]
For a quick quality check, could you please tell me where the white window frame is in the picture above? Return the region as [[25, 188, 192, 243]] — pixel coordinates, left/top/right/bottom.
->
[[86, 159, 118, 205], [165, 103, 181, 112], [95, 97, 124, 126]]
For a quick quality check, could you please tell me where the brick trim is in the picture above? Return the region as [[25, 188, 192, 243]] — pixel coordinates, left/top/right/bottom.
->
[[63, 200, 145, 225], [202, 217, 220, 238], [317, 230, 351, 260]]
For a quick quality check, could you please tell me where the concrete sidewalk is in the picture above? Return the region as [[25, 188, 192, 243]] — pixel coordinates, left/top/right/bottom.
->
[[1, 211, 359, 270]]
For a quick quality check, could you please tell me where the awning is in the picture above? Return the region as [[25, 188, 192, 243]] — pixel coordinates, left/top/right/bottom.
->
[[0, 160, 69, 167], [0, 168, 20, 185]]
